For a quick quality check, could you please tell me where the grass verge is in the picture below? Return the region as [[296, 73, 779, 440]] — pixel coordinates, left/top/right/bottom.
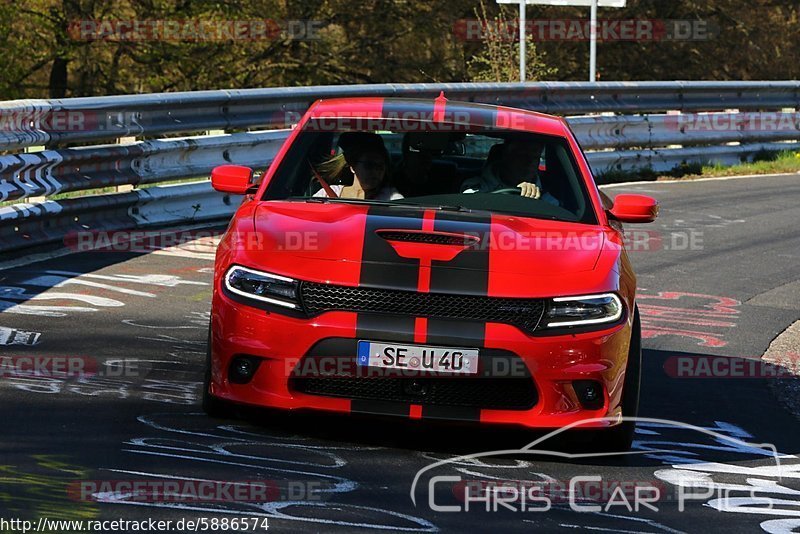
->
[[597, 149, 800, 184]]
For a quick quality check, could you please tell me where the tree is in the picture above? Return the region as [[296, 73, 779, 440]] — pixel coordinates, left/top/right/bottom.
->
[[465, 0, 557, 82], [0, 0, 798, 100]]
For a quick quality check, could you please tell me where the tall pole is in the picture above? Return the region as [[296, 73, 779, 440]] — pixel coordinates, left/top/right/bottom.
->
[[519, 0, 526, 82], [589, 0, 597, 81], [499, 0, 624, 82]]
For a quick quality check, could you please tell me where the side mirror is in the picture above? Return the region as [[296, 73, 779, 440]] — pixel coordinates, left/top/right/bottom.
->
[[211, 165, 254, 194], [608, 194, 659, 223]]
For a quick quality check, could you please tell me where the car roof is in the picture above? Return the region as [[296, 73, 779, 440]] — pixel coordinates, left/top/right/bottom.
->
[[304, 96, 570, 137]]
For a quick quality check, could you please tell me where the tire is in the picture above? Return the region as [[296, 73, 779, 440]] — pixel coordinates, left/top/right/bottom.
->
[[597, 306, 642, 452], [202, 323, 230, 419]]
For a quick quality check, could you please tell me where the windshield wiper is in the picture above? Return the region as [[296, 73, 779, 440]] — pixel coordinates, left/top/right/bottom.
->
[[305, 197, 399, 207], [391, 201, 473, 212]]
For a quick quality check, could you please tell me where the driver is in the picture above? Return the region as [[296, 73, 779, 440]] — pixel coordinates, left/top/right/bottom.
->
[[462, 140, 559, 205]]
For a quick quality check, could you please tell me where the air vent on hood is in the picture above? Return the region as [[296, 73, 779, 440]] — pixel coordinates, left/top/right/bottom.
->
[[376, 230, 480, 247]]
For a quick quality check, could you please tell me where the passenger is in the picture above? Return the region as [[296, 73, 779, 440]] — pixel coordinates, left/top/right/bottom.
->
[[462, 140, 560, 206], [313, 132, 403, 201]]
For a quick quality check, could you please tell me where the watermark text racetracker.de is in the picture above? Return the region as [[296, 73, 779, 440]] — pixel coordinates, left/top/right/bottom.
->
[[65, 228, 703, 255], [0, 355, 142, 379], [0, 109, 141, 133], [69, 478, 323, 503], [664, 353, 800, 379], [453, 18, 718, 42], [69, 19, 325, 41], [665, 112, 800, 133], [64, 229, 224, 253]]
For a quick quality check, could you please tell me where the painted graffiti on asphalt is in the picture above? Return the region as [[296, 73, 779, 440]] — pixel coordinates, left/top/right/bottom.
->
[[96, 413, 437, 531], [0, 326, 41, 345], [638, 290, 741, 348], [0, 271, 206, 317], [2, 312, 209, 405]]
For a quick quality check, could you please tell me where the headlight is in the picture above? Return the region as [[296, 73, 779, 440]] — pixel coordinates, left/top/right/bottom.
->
[[224, 265, 300, 309], [543, 293, 623, 328]]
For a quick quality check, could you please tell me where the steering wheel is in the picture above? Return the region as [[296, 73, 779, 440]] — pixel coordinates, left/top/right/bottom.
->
[[492, 187, 524, 195]]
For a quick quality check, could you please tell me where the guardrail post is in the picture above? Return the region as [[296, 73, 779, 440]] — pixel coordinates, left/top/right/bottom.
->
[[116, 136, 137, 192]]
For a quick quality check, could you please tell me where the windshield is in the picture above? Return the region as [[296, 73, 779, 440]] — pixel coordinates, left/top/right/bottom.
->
[[262, 123, 597, 224]]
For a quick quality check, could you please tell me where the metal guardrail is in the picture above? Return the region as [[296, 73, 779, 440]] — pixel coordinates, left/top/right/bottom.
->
[[3, 81, 800, 150], [587, 141, 800, 174], [0, 182, 236, 255], [1, 81, 799, 255], [568, 112, 800, 149], [3, 113, 798, 204], [0, 130, 285, 203]]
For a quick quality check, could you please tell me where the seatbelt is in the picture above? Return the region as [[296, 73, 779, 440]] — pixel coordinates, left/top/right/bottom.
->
[[310, 163, 338, 198]]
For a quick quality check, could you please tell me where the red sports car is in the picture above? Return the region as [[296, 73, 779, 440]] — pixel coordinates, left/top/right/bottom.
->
[[203, 95, 658, 450]]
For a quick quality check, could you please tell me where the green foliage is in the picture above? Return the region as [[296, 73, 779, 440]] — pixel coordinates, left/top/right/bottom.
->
[[667, 161, 705, 177], [700, 150, 800, 177], [596, 150, 800, 184], [466, 0, 557, 82], [751, 148, 779, 163], [596, 166, 659, 184], [0, 1, 798, 99]]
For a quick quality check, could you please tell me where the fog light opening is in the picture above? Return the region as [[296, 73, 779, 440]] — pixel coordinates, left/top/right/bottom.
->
[[572, 380, 604, 410], [229, 356, 261, 384]]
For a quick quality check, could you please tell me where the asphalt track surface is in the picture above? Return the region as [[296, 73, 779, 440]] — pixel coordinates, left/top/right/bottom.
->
[[1, 173, 799, 533]]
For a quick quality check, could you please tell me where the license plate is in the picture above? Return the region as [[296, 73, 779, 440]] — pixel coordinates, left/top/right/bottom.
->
[[357, 341, 479, 375]]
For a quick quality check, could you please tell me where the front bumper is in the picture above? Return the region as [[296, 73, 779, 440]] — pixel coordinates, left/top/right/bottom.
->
[[209, 290, 632, 429]]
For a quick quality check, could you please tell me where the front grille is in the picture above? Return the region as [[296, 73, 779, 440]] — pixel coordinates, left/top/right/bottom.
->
[[300, 282, 546, 333], [292, 375, 537, 410]]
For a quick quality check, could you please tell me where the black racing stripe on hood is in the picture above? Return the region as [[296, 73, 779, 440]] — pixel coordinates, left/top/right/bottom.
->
[[359, 205, 423, 291], [426, 210, 490, 355], [357, 206, 422, 344], [429, 211, 492, 296]]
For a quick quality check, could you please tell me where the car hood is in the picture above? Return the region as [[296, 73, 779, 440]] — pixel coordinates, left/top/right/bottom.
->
[[245, 201, 619, 298]]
